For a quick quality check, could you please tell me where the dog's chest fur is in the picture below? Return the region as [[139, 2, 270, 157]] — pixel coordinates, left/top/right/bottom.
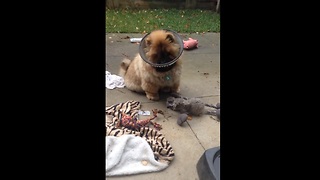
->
[[136, 57, 181, 87]]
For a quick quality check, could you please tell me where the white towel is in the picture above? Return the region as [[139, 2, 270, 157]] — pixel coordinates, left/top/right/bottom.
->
[[106, 71, 125, 89], [106, 135, 168, 176]]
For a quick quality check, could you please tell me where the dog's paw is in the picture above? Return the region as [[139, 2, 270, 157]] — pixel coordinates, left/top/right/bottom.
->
[[171, 87, 180, 93], [146, 93, 159, 101]]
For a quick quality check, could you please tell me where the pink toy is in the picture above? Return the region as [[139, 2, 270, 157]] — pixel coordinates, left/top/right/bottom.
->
[[183, 38, 198, 50]]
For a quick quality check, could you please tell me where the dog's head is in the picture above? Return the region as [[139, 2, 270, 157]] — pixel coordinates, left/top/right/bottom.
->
[[144, 30, 180, 64]]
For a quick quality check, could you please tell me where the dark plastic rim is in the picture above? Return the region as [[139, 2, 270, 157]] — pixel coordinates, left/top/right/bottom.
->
[[139, 29, 184, 68]]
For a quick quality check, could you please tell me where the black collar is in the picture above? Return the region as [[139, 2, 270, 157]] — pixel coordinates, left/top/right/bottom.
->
[[155, 63, 176, 72]]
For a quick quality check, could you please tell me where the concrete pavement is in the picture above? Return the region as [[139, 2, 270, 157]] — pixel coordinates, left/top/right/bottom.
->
[[106, 32, 220, 180]]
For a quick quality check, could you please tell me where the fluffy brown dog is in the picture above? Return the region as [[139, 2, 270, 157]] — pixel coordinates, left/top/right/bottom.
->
[[119, 30, 182, 100]]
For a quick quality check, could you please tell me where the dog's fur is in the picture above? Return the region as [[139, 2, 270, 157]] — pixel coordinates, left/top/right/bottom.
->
[[119, 30, 182, 100]]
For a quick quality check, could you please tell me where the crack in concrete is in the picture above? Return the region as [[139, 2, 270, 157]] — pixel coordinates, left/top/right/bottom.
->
[[195, 95, 220, 98], [186, 121, 206, 151]]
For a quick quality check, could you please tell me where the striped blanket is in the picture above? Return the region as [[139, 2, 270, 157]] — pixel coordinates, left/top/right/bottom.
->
[[106, 100, 175, 176]]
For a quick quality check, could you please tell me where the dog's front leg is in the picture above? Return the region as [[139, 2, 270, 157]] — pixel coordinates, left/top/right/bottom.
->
[[142, 82, 160, 101], [171, 82, 181, 93]]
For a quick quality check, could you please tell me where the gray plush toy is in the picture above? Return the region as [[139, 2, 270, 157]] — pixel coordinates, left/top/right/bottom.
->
[[166, 93, 220, 125]]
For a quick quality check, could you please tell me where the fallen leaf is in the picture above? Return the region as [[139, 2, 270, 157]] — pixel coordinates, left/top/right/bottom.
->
[[121, 36, 130, 39]]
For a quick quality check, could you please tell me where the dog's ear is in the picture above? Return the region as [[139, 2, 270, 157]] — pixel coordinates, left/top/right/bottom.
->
[[145, 37, 151, 46], [166, 33, 175, 43]]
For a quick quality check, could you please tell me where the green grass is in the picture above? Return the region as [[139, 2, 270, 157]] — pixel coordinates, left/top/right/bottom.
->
[[106, 9, 220, 33]]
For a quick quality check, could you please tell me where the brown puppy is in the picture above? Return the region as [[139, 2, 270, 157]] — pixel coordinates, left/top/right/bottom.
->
[[119, 30, 182, 101]]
